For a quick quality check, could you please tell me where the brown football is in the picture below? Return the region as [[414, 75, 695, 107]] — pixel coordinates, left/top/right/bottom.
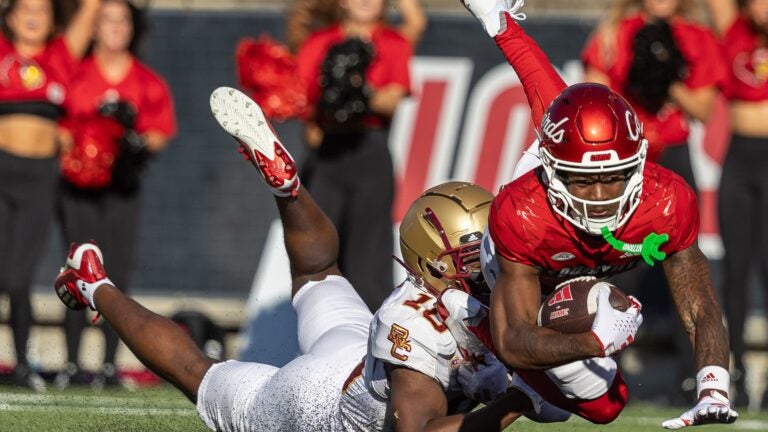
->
[[537, 278, 632, 333]]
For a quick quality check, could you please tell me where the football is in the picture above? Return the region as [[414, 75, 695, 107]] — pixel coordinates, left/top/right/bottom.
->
[[537, 277, 632, 333]]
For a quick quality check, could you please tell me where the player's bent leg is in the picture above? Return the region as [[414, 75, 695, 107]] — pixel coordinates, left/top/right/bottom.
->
[[54, 243, 215, 402], [516, 357, 628, 424], [544, 356, 618, 400], [293, 275, 372, 355], [279, 189, 342, 296], [209, 87, 341, 297], [93, 285, 215, 402]]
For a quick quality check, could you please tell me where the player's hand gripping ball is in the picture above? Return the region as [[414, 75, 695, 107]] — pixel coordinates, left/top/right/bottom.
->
[[537, 276, 632, 333]]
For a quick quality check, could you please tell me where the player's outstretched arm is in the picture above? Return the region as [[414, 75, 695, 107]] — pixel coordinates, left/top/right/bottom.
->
[[661, 245, 738, 429], [461, 0, 566, 129], [490, 258, 628, 369], [388, 365, 529, 432]]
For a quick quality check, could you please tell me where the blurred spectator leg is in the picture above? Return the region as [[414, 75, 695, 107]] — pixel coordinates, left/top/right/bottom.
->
[[0, 152, 58, 392], [718, 135, 752, 408], [337, 129, 394, 311], [302, 130, 394, 311]]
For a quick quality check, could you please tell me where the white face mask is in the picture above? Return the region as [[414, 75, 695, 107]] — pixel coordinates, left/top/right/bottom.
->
[[540, 140, 648, 235]]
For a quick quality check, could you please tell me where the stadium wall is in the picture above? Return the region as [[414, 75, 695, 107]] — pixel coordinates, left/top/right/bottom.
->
[[29, 10, 760, 329]]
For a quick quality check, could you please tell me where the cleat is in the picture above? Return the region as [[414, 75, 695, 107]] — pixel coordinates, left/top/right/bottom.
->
[[461, 0, 526, 37], [209, 87, 300, 197], [54, 243, 114, 311]]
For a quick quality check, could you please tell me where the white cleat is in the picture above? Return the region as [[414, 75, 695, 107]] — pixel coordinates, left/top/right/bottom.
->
[[460, 0, 526, 37], [210, 87, 300, 197]]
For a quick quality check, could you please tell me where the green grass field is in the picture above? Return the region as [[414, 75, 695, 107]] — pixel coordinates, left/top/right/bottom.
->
[[0, 385, 765, 431]]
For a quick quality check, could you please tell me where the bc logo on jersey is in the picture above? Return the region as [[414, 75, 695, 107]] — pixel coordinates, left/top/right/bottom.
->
[[388, 324, 412, 361]]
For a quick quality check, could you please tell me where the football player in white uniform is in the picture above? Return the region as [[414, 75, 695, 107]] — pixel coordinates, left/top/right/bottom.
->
[[53, 87, 536, 432]]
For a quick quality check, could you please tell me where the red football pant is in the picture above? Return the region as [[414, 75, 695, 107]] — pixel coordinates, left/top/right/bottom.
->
[[515, 368, 628, 424]]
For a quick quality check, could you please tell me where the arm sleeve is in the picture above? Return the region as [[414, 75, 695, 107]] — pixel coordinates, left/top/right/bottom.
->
[[135, 74, 177, 138], [493, 13, 567, 131]]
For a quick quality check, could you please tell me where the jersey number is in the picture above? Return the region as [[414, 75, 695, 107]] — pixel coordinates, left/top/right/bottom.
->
[[403, 294, 448, 332]]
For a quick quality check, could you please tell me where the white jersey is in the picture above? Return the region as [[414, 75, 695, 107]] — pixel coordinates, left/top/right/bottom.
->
[[338, 279, 470, 430], [197, 275, 472, 432]]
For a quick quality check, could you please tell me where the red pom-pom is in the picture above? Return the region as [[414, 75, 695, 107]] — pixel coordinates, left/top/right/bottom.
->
[[60, 117, 124, 189], [236, 35, 307, 121]]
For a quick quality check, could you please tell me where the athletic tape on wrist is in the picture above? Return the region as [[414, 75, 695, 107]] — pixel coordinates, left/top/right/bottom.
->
[[696, 365, 730, 397]]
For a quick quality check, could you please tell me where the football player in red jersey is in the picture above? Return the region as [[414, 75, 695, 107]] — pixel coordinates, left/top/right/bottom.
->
[[460, 0, 738, 429]]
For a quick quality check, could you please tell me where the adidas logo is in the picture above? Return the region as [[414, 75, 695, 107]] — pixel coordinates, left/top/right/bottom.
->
[[460, 232, 482, 244], [701, 372, 719, 383]]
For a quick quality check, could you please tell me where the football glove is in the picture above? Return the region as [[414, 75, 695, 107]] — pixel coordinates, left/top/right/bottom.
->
[[590, 284, 643, 356], [457, 350, 511, 403], [662, 392, 738, 429]]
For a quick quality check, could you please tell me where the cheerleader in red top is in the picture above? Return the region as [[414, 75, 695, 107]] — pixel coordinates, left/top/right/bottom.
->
[[290, 0, 417, 310], [0, 0, 99, 391], [582, 0, 727, 189], [707, 0, 768, 409], [56, 0, 176, 389]]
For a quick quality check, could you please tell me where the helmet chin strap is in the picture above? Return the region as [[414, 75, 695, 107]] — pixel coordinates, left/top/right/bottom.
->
[[601, 226, 670, 266]]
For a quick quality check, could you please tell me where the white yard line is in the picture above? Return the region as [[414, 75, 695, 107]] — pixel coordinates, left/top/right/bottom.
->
[[0, 392, 195, 416], [0, 403, 196, 417]]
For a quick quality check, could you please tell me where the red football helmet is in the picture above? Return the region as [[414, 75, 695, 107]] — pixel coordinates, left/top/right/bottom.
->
[[538, 83, 648, 235]]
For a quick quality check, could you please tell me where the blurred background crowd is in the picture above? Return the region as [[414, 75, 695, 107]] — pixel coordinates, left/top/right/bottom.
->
[[0, 0, 765, 415]]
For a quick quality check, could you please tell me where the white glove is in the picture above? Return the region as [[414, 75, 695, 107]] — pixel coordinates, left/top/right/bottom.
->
[[589, 284, 643, 357], [460, 0, 526, 37], [661, 393, 738, 429], [437, 288, 492, 357], [457, 351, 511, 403]]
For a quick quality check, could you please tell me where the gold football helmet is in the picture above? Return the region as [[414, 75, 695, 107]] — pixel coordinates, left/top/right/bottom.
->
[[399, 181, 494, 295]]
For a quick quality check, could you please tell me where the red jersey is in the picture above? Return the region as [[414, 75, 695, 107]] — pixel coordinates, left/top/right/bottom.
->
[[0, 35, 77, 114], [295, 24, 412, 126], [721, 16, 768, 102], [61, 56, 176, 188], [582, 14, 727, 158], [488, 163, 699, 293]]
